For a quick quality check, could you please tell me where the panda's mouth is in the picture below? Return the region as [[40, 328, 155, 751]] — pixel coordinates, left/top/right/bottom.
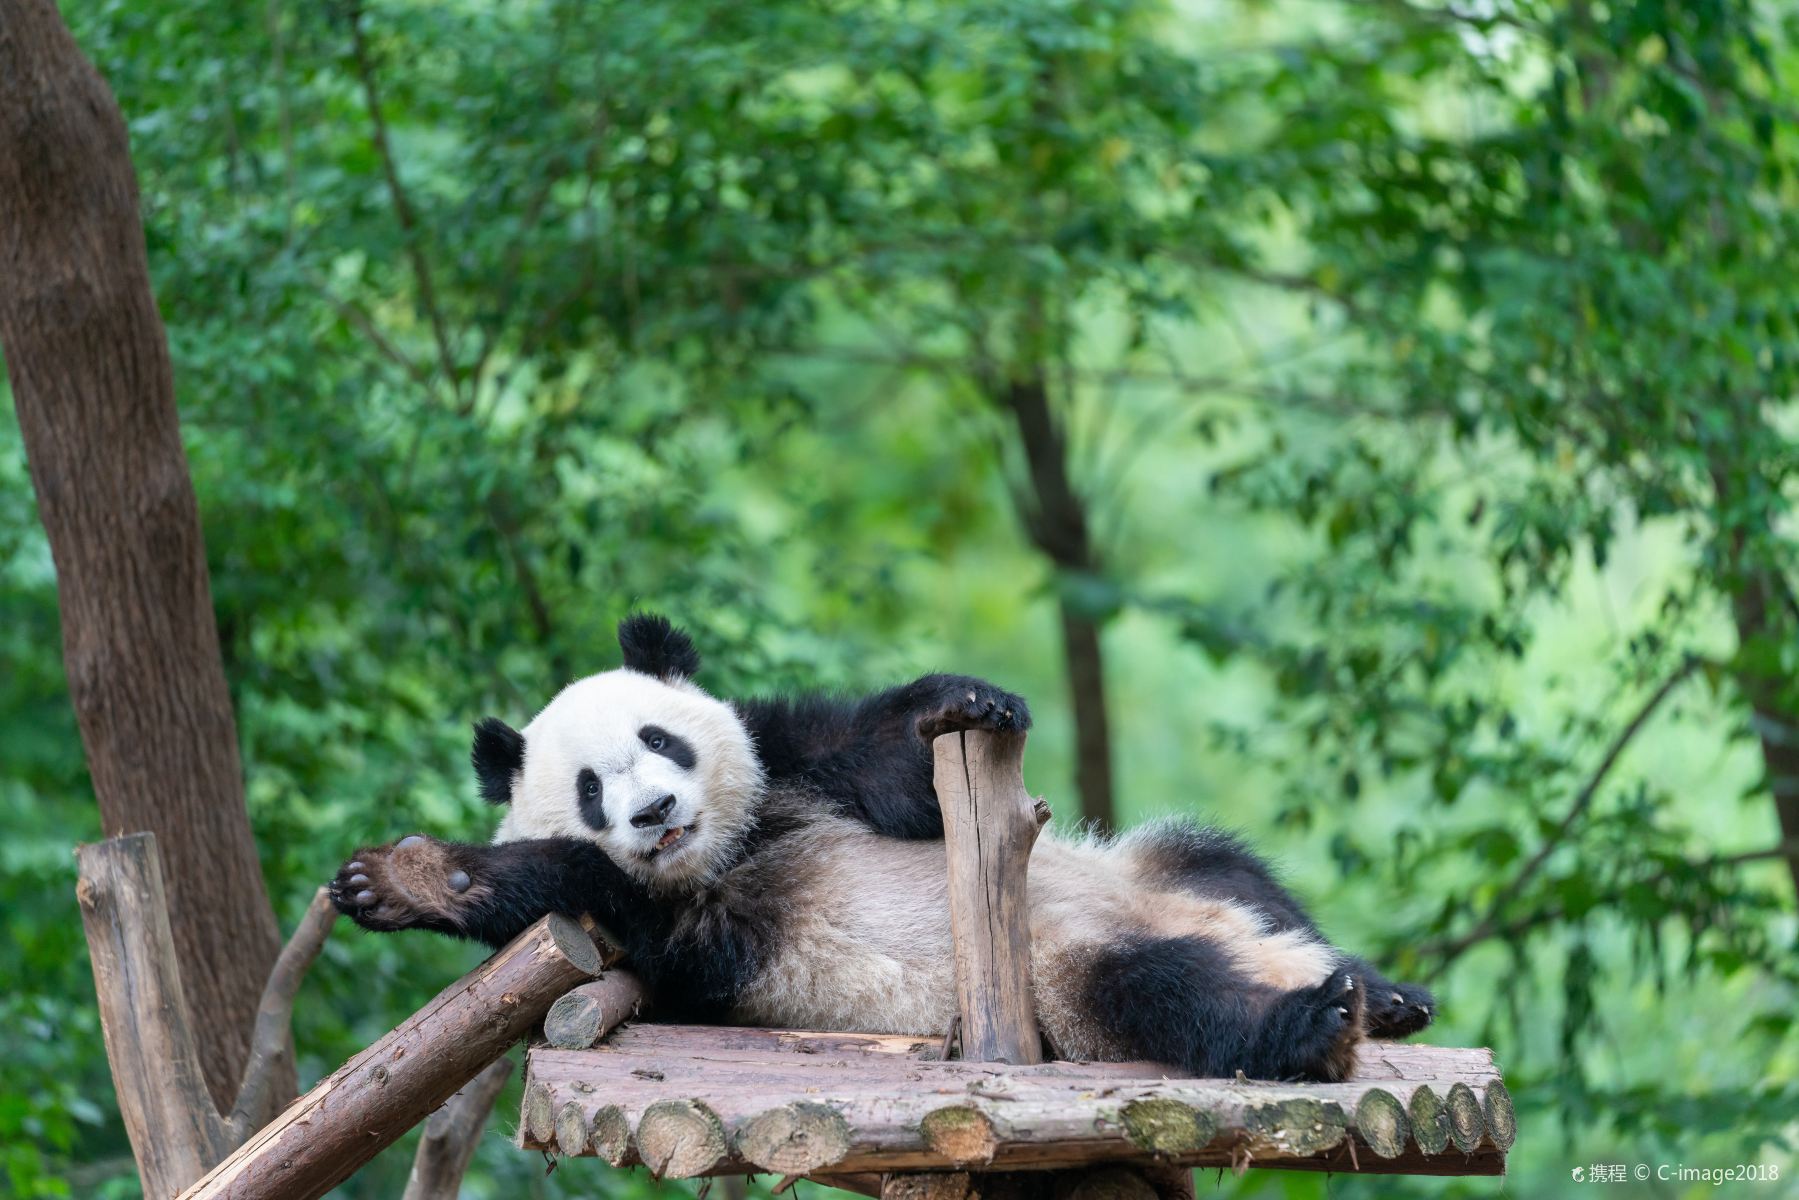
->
[[648, 822, 695, 857]]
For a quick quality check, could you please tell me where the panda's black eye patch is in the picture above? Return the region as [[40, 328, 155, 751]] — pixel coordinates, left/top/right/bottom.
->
[[638, 724, 696, 770], [576, 767, 604, 825]]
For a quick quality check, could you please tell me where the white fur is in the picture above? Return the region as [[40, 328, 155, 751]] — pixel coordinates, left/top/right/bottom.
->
[[492, 667, 765, 891]]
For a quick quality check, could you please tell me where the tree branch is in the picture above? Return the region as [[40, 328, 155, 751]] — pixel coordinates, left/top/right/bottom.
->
[[226, 886, 339, 1140], [1423, 655, 1705, 977], [403, 1056, 514, 1200], [347, 2, 461, 398]]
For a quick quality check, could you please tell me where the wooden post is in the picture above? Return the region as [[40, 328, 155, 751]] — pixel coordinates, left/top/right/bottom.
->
[[77, 835, 235, 1200], [932, 729, 1049, 1064], [180, 913, 630, 1200], [895, 731, 1191, 1200]]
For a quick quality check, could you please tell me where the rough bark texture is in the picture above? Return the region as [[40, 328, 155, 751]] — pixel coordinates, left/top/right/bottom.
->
[[0, 0, 282, 1112], [932, 729, 1049, 1064], [76, 835, 235, 1200], [998, 375, 1115, 830], [181, 914, 621, 1200], [519, 1026, 1510, 1177]]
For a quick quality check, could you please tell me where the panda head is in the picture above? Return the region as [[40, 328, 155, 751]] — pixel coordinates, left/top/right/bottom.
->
[[471, 613, 764, 892]]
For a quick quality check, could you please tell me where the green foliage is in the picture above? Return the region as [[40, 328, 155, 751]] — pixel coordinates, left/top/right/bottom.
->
[[1, 1, 1796, 1197]]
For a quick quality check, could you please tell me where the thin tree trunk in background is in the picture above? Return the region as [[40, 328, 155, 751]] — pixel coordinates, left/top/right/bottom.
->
[[1709, 459, 1799, 897], [997, 376, 1115, 830], [0, 0, 286, 1113], [1725, 575, 1799, 897]]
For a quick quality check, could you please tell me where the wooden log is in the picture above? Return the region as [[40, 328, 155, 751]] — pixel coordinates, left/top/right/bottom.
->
[[77, 834, 234, 1200], [179, 914, 629, 1200], [521, 1034, 1508, 1176], [545, 976, 643, 1050], [403, 1057, 514, 1200], [933, 728, 1048, 1064], [637, 1098, 728, 1178]]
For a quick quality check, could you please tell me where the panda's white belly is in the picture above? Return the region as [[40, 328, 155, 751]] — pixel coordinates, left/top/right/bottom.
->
[[727, 820, 1337, 1041], [728, 826, 957, 1034]]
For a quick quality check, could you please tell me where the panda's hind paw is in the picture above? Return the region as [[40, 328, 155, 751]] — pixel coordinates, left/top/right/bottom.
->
[[1365, 980, 1436, 1039], [1270, 969, 1365, 1082]]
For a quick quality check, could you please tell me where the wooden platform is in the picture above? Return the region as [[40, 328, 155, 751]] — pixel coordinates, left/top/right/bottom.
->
[[519, 1024, 1514, 1180]]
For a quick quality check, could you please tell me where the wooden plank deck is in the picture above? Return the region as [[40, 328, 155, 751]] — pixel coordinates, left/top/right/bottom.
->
[[518, 1023, 1513, 1179]]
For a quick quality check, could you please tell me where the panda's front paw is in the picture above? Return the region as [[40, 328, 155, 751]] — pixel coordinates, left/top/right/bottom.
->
[[916, 676, 1033, 740], [330, 835, 480, 932], [1365, 980, 1435, 1039]]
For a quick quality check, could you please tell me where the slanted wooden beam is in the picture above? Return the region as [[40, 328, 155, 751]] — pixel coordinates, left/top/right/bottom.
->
[[181, 914, 625, 1200]]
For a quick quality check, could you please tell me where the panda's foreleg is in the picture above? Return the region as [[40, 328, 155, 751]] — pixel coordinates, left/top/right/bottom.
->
[[1080, 936, 1364, 1082], [840, 673, 1034, 838], [330, 834, 668, 950]]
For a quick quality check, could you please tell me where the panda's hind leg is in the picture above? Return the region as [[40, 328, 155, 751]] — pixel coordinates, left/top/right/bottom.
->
[[1080, 936, 1362, 1082], [1255, 967, 1365, 1081]]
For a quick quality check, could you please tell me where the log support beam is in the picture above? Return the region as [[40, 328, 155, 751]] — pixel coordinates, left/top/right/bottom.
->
[[180, 912, 628, 1200]]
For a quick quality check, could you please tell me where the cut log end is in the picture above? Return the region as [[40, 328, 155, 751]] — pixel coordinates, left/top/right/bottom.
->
[[1120, 1098, 1216, 1157], [555, 1102, 589, 1156], [547, 912, 606, 977], [1407, 1085, 1450, 1155], [920, 1106, 999, 1166], [1444, 1082, 1486, 1153], [522, 1081, 555, 1147], [735, 1101, 853, 1174], [637, 1098, 727, 1178], [1483, 1081, 1516, 1151], [592, 1103, 632, 1166], [1353, 1089, 1409, 1159], [544, 981, 628, 1050], [1242, 1098, 1346, 1158]]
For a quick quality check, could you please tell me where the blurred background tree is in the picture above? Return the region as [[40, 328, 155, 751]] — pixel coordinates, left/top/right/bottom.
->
[[1, 0, 1795, 1196]]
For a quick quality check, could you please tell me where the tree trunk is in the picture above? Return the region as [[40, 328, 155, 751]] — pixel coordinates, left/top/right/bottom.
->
[[998, 376, 1116, 829], [0, 0, 285, 1112], [1709, 460, 1799, 896], [1724, 574, 1799, 896]]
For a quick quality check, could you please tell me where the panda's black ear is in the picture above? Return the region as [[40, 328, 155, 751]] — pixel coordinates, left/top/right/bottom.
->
[[471, 717, 525, 806], [618, 612, 701, 681]]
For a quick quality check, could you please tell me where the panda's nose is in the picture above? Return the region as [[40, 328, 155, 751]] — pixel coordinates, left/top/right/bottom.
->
[[630, 794, 678, 828]]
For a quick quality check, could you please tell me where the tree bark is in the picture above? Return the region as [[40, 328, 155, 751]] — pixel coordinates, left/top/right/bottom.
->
[[997, 376, 1116, 830], [0, 0, 284, 1112]]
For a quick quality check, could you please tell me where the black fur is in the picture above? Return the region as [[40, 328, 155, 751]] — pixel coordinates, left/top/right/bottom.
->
[[739, 674, 1030, 840], [618, 612, 702, 680], [639, 724, 696, 770], [329, 835, 756, 1018], [1131, 821, 1434, 1037], [470, 717, 525, 805], [1084, 937, 1363, 1081]]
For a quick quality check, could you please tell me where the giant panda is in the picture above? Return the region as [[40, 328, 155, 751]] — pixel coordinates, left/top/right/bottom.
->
[[331, 614, 1433, 1081]]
